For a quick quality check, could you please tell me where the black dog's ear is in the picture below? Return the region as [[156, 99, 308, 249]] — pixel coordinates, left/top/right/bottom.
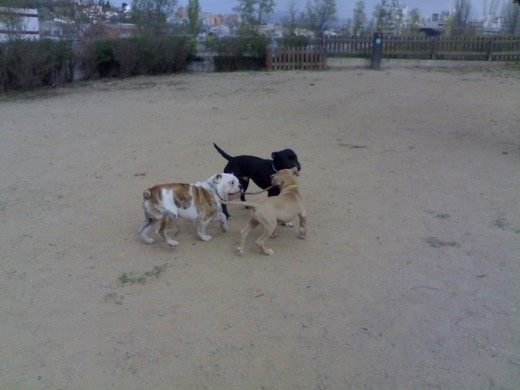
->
[[271, 152, 278, 159]]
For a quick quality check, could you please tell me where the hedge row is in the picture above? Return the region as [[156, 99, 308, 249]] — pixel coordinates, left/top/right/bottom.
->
[[0, 39, 74, 91], [0, 36, 196, 92]]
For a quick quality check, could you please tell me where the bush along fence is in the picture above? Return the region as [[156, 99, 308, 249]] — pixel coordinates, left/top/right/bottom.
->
[[0, 35, 195, 92]]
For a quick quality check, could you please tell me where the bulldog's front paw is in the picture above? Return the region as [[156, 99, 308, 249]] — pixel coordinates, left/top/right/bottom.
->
[[167, 238, 179, 247], [142, 236, 156, 244], [198, 233, 212, 241]]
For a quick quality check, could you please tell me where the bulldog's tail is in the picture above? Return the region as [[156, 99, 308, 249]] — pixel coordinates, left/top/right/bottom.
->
[[143, 189, 152, 200], [213, 143, 233, 161]]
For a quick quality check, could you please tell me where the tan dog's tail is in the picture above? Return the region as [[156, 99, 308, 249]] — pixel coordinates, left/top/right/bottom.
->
[[221, 200, 258, 209]]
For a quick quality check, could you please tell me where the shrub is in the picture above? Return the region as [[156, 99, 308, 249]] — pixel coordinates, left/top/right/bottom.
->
[[0, 39, 74, 91], [80, 36, 195, 78], [277, 36, 310, 48], [206, 36, 270, 71]]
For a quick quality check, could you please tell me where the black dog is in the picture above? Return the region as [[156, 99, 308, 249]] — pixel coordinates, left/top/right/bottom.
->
[[213, 143, 301, 219]]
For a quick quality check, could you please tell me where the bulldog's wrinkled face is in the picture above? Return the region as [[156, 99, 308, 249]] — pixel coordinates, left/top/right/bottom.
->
[[211, 173, 242, 201]]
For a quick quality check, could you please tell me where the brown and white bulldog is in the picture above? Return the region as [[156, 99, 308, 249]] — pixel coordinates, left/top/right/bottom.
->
[[138, 173, 242, 247]]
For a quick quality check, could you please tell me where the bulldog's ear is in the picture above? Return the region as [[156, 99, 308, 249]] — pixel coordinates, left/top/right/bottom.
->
[[213, 174, 222, 184]]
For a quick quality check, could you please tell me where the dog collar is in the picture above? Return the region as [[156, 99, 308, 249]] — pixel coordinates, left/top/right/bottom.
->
[[207, 182, 224, 201], [271, 162, 278, 173], [287, 184, 299, 189]]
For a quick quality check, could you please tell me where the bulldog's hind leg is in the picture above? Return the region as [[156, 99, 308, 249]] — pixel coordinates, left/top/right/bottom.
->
[[139, 217, 156, 244], [158, 214, 179, 247], [196, 218, 213, 241]]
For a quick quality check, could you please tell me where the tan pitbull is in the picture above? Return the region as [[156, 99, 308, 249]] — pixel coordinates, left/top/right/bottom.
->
[[223, 168, 306, 255]]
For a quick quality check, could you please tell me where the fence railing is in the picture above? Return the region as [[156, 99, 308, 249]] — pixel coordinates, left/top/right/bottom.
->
[[266, 46, 327, 70], [309, 35, 520, 61]]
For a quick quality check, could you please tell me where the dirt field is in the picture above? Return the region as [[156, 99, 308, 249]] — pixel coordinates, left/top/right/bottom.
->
[[1, 66, 519, 390]]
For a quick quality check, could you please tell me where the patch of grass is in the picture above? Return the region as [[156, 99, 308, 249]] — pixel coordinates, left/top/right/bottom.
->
[[493, 216, 508, 230], [119, 264, 167, 285], [425, 237, 460, 248]]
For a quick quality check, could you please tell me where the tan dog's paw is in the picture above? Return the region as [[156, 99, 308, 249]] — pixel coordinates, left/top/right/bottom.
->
[[298, 227, 306, 239], [264, 248, 274, 256]]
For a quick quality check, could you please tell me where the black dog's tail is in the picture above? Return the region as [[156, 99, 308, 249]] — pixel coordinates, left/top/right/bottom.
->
[[213, 143, 233, 161]]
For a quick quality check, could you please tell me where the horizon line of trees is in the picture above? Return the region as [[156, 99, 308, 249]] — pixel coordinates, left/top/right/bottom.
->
[[1, 0, 519, 39]]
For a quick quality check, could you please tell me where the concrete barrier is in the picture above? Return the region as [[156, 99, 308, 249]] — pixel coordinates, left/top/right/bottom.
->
[[327, 57, 510, 69]]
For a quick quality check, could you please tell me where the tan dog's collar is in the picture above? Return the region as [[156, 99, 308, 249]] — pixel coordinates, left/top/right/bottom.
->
[[286, 184, 299, 189]]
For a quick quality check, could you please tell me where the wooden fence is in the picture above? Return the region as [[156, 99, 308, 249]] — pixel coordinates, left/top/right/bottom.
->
[[312, 35, 520, 61], [266, 46, 327, 70]]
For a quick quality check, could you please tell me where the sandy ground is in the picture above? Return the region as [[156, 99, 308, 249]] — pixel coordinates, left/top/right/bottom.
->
[[1, 67, 519, 390]]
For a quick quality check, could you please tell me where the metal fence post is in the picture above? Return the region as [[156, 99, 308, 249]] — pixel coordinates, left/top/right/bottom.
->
[[371, 32, 383, 69]]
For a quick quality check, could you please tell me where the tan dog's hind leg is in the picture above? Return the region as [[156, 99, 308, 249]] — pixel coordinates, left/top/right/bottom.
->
[[256, 222, 277, 256], [298, 213, 307, 239], [158, 214, 179, 247], [236, 220, 258, 255]]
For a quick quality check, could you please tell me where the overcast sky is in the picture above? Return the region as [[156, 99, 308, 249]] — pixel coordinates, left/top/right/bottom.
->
[[195, 1, 488, 18], [113, 1, 496, 19]]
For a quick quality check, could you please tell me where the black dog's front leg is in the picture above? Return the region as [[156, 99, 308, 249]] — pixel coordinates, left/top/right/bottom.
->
[[240, 178, 250, 201], [267, 187, 280, 197]]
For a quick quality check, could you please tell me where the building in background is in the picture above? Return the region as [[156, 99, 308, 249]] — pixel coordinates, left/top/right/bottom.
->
[[0, 7, 39, 41]]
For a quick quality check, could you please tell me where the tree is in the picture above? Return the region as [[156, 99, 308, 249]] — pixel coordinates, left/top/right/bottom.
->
[[186, 0, 200, 35], [304, 0, 337, 37], [352, 1, 366, 37], [234, 0, 275, 33], [404, 7, 421, 35], [503, 1, 520, 33], [448, 0, 474, 35], [372, 3, 384, 32], [281, 0, 300, 36], [131, 0, 177, 36]]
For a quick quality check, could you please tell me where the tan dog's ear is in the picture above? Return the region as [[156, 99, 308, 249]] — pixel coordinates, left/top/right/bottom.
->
[[213, 174, 222, 184], [271, 173, 282, 187], [291, 167, 299, 175]]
